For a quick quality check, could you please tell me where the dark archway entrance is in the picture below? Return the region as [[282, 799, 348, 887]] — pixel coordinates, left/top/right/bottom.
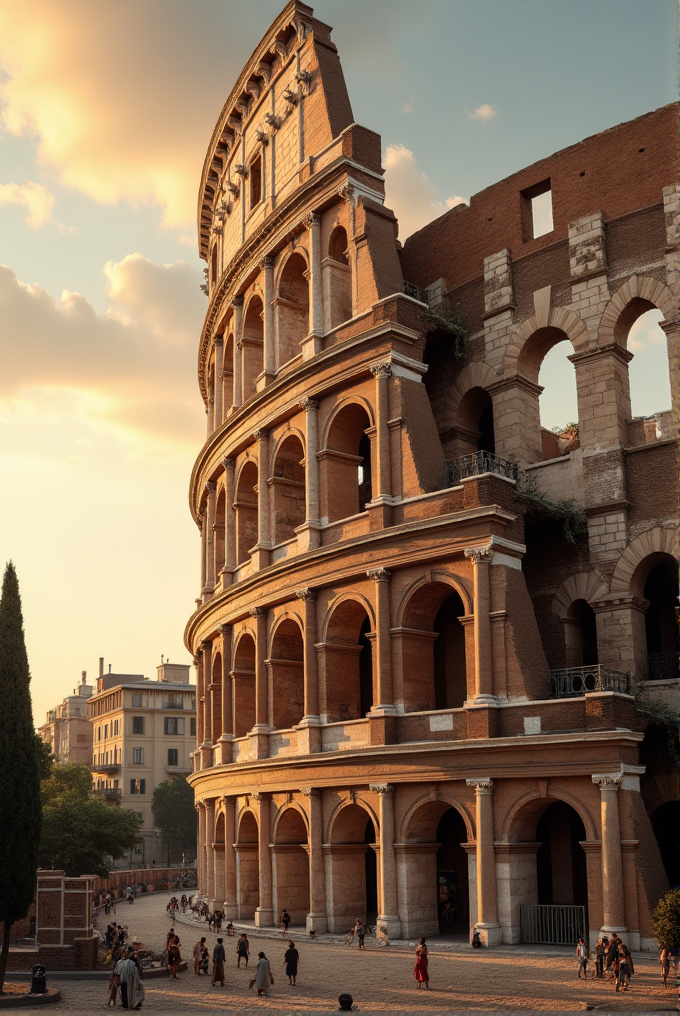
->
[[435, 808, 469, 938], [536, 801, 587, 907], [644, 559, 679, 678], [364, 818, 378, 922], [651, 801, 680, 887]]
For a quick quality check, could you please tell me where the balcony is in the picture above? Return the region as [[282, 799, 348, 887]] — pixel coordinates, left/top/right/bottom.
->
[[443, 450, 518, 488], [402, 280, 429, 305], [93, 787, 122, 798], [549, 665, 631, 699], [644, 652, 680, 682], [165, 765, 192, 775], [91, 762, 120, 773]]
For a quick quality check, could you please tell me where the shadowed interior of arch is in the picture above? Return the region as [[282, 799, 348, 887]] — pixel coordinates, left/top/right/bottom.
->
[[235, 810, 259, 919], [269, 618, 304, 729], [456, 386, 495, 455], [272, 434, 305, 544], [232, 633, 256, 737], [242, 296, 264, 398], [322, 599, 374, 722], [399, 582, 467, 711], [321, 403, 372, 523], [327, 805, 377, 929], [325, 225, 352, 329], [277, 253, 309, 367], [273, 808, 309, 925]]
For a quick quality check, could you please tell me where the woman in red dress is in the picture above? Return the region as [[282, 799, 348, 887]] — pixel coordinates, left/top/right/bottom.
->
[[414, 938, 429, 989]]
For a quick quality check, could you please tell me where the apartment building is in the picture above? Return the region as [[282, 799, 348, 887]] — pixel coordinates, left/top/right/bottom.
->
[[38, 671, 94, 765], [89, 660, 196, 863]]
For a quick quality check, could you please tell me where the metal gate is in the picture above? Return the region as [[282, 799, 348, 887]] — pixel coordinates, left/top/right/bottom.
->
[[520, 904, 586, 945]]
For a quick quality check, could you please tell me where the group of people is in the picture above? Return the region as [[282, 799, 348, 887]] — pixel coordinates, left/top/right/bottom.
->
[[187, 930, 299, 995], [164, 928, 182, 979], [576, 934, 635, 990]]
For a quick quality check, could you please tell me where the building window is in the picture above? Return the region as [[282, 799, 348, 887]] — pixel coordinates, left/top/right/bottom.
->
[[130, 778, 146, 795], [132, 693, 142, 707], [104, 723, 108, 739], [167, 748, 179, 767], [250, 154, 262, 209], [162, 693, 183, 710], [113, 719, 119, 736], [520, 178, 554, 240], [132, 747, 144, 765], [190, 717, 196, 737], [164, 717, 185, 735], [97, 726, 101, 741], [132, 716, 145, 735]]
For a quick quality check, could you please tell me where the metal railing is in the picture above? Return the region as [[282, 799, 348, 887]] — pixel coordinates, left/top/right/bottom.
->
[[520, 904, 586, 945], [403, 281, 429, 305], [443, 450, 519, 487], [549, 664, 631, 698], [644, 652, 680, 681], [93, 787, 122, 798]]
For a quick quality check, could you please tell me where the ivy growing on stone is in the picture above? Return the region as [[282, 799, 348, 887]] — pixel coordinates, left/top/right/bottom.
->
[[634, 687, 680, 765], [514, 470, 588, 545], [422, 304, 468, 359]]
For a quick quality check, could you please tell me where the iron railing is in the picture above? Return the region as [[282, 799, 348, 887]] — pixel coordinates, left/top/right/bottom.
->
[[520, 904, 586, 945], [402, 281, 429, 305], [443, 450, 519, 487], [644, 652, 680, 681], [549, 664, 631, 699], [93, 787, 122, 798]]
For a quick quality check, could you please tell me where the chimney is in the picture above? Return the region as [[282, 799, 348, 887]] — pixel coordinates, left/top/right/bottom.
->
[[108, 664, 111, 673], [99, 657, 104, 677], [81, 670, 87, 684]]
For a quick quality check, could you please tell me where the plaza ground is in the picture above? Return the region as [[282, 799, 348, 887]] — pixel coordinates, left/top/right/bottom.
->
[[5, 892, 678, 1012]]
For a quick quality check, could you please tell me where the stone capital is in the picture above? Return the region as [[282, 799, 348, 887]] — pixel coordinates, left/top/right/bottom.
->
[[367, 568, 392, 582], [592, 773, 623, 790], [214, 333, 223, 347], [219, 623, 232, 636], [200, 640, 212, 652], [205, 480, 216, 492], [306, 211, 321, 229], [300, 786, 320, 798], [464, 545, 493, 565], [466, 777, 494, 795], [339, 183, 355, 202], [249, 606, 266, 618], [295, 587, 317, 602], [370, 361, 392, 378], [369, 783, 393, 796], [253, 428, 269, 441], [222, 456, 236, 471], [232, 294, 244, 308], [300, 397, 319, 412]]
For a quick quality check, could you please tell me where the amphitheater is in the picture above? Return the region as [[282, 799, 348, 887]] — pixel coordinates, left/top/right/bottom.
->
[[186, 1, 679, 948]]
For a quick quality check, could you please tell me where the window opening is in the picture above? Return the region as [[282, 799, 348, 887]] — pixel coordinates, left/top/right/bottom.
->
[[167, 748, 179, 767], [629, 309, 670, 417], [521, 179, 553, 240], [358, 432, 372, 511], [164, 716, 185, 735], [250, 155, 262, 210], [132, 716, 145, 735], [538, 339, 578, 452], [132, 747, 144, 765], [359, 616, 373, 718]]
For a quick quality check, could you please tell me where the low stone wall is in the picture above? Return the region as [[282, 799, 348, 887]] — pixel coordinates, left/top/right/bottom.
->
[[93, 866, 196, 896]]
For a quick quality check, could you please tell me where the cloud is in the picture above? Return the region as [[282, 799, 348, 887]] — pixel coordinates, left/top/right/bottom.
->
[[0, 181, 55, 228], [0, 255, 206, 452], [466, 103, 497, 121], [401, 96, 414, 114], [628, 308, 664, 352], [383, 144, 465, 240]]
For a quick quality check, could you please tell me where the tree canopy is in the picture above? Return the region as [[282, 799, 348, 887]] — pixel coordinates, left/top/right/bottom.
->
[[40, 763, 142, 878], [0, 562, 42, 992], [652, 887, 680, 950], [152, 775, 197, 859]]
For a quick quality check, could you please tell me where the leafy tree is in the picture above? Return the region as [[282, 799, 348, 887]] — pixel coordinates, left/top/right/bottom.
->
[[0, 563, 41, 994], [34, 735, 53, 780], [652, 887, 680, 950], [39, 763, 142, 878], [152, 776, 197, 860]]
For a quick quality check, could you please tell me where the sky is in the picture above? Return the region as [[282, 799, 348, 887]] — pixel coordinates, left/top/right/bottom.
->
[[0, 0, 675, 726]]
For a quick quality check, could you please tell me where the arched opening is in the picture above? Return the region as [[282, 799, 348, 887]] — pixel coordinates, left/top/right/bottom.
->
[[644, 559, 679, 676], [269, 619, 304, 729], [651, 801, 680, 887], [627, 308, 671, 418], [456, 387, 495, 456], [214, 811, 226, 902], [398, 583, 467, 712], [536, 802, 587, 907], [234, 461, 258, 566], [271, 434, 305, 544], [249, 154, 262, 210], [323, 600, 373, 722], [276, 253, 309, 367], [214, 489, 225, 587], [232, 633, 256, 737], [327, 804, 376, 930], [564, 599, 598, 667], [242, 296, 264, 399], [639, 723, 678, 885], [324, 225, 352, 330], [436, 808, 470, 938], [273, 808, 309, 926], [533, 335, 579, 459], [223, 333, 234, 415], [235, 811, 259, 919], [211, 244, 217, 287], [211, 651, 222, 744], [321, 404, 372, 523]]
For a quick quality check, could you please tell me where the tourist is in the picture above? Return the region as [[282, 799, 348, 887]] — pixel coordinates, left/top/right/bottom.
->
[[167, 936, 181, 980], [356, 919, 365, 951], [576, 937, 589, 978], [165, 928, 177, 954], [281, 908, 291, 935], [212, 937, 226, 986], [194, 936, 207, 974], [595, 937, 605, 978], [616, 943, 630, 992], [226, 920, 234, 936], [114, 946, 145, 1009], [236, 933, 250, 967], [660, 945, 670, 987], [251, 951, 273, 996], [414, 937, 429, 989], [284, 940, 299, 985], [180, 894, 188, 914], [214, 910, 222, 933]]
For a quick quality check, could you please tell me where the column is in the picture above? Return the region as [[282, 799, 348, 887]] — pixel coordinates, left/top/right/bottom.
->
[[199, 513, 207, 599], [232, 296, 244, 408], [254, 792, 273, 926], [366, 568, 395, 714], [214, 334, 224, 427], [195, 652, 205, 749], [218, 624, 233, 764], [296, 589, 321, 752], [466, 777, 501, 946], [302, 787, 327, 932], [252, 429, 270, 570], [464, 546, 495, 704], [250, 607, 269, 758], [200, 641, 213, 761], [205, 798, 216, 903], [262, 255, 276, 381], [592, 773, 627, 933], [206, 395, 214, 436], [204, 481, 217, 596], [370, 784, 400, 939], [221, 457, 236, 586], [223, 796, 237, 919], [308, 213, 324, 338], [197, 802, 207, 895], [369, 361, 393, 501], [297, 398, 321, 551]]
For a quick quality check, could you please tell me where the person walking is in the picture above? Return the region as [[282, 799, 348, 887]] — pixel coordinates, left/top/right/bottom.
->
[[414, 938, 429, 989], [251, 951, 273, 996], [167, 936, 181, 980], [281, 909, 291, 936], [284, 940, 299, 985], [355, 918, 365, 950], [114, 946, 145, 1009], [212, 937, 226, 987], [180, 894, 188, 915], [576, 937, 589, 978], [660, 945, 670, 987], [193, 937, 206, 975], [595, 938, 605, 978], [236, 933, 250, 968], [616, 944, 630, 992]]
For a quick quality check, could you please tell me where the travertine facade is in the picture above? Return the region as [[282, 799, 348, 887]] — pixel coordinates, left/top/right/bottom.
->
[[38, 672, 93, 765], [187, 2, 678, 948]]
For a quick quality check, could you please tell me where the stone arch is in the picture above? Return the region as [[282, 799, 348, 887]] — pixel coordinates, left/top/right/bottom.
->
[[232, 630, 256, 737], [440, 360, 498, 434], [270, 430, 306, 544], [268, 608, 305, 654], [274, 245, 310, 290], [325, 798, 379, 931], [235, 807, 259, 920], [269, 615, 304, 729], [551, 571, 609, 618], [242, 293, 264, 399], [272, 801, 310, 841], [599, 274, 674, 347], [320, 399, 374, 523], [396, 571, 473, 625], [326, 796, 379, 844], [236, 807, 259, 841], [399, 790, 474, 843], [269, 426, 306, 475], [321, 595, 375, 722], [321, 396, 375, 448], [610, 526, 679, 595], [502, 307, 589, 378], [499, 785, 597, 843], [324, 225, 352, 329], [322, 592, 375, 641], [276, 249, 310, 367], [272, 805, 310, 925], [211, 650, 223, 744]]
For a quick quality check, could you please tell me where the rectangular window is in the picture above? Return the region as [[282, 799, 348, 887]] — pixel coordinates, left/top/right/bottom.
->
[[132, 693, 142, 707], [113, 719, 119, 736], [520, 178, 554, 240], [132, 747, 144, 765], [190, 717, 196, 737], [164, 717, 185, 735], [129, 778, 146, 795], [191, 698, 196, 712], [104, 723, 108, 739], [250, 155, 262, 209], [132, 716, 145, 735], [162, 693, 183, 710], [167, 748, 178, 767]]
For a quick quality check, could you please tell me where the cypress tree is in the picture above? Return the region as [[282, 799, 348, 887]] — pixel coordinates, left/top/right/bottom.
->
[[0, 563, 41, 993]]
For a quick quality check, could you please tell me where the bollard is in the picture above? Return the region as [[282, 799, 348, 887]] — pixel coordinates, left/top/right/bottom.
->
[[29, 964, 47, 995]]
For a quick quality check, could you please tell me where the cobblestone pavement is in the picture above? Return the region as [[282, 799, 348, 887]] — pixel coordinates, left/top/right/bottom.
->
[[6, 892, 677, 1013]]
